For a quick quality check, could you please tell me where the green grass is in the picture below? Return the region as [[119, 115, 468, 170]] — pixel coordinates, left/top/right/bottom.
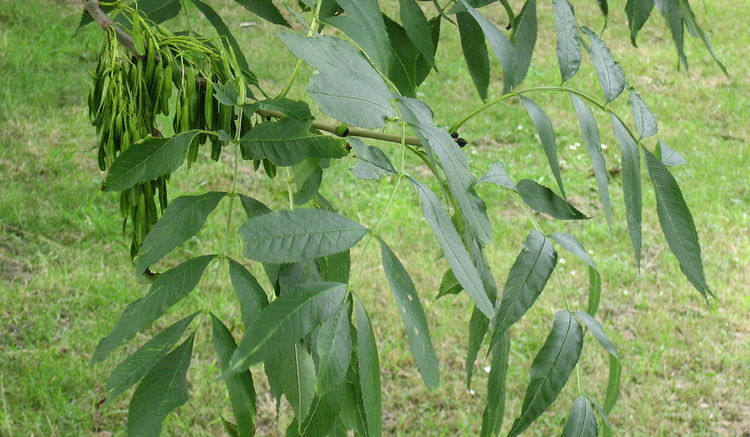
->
[[1, 0, 749, 436]]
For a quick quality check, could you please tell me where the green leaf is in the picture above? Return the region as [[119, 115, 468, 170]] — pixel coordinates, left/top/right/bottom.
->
[[350, 139, 397, 180], [253, 98, 313, 121], [379, 238, 440, 390], [398, 97, 492, 246], [678, 0, 727, 75], [595, 0, 608, 19], [628, 89, 658, 138], [587, 268, 602, 317], [239, 209, 369, 263], [479, 162, 516, 191], [569, 93, 612, 225], [189, 0, 254, 79], [508, 0, 537, 90], [480, 330, 510, 437], [127, 333, 195, 437], [508, 311, 584, 437], [521, 96, 566, 198], [457, 11, 490, 100], [92, 255, 215, 363], [399, 0, 436, 67], [437, 269, 462, 299], [644, 147, 710, 297], [233, 0, 289, 26], [572, 311, 621, 416], [625, 0, 655, 46], [318, 250, 351, 284], [573, 311, 618, 359], [211, 315, 257, 437], [407, 177, 494, 318], [354, 296, 382, 437], [279, 343, 317, 423], [603, 355, 622, 414], [461, 3, 514, 95], [466, 307, 489, 390], [134, 192, 226, 274], [105, 312, 199, 404], [315, 302, 352, 394], [229, 282, 347, 370], [561, 396, 598, 437], [239, 194, 271, 218], [517, 179, 588, 220], [286, 394, 338, 437], [658, 0, 688, 69], [228, 258, 269, 328], [550, 232, 603, 317], [658, 141, 687, 167], [611, 116, 642, 268], [383, 14, 421, 98], [581, 27, 625, 103], [294, 166, 323, 206], [492, 230, 557, 340], [279, 34, 396, 129], [240, 119, 348, 167], [322, 0, 392, 73], [553, 0, 582, 83], [102, 131, 201, 192]]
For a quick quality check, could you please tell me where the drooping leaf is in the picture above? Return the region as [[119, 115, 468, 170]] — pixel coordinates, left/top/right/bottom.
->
[[315, 302, 352, 394], [105, 312, 199, 404], [553, 0, 582, 82], [492, 230, 557, 342], [279, 343, 317, 423], [658, 141, 687, 167], [189, 0, 253, 78], [587, 267, 602, 317], [561, 396, 598, 437], [240, 118, 348, 167], [414, 16, 441, 85], [628, 89, 658, 138], [354, 296, 382, 437], [677, 0, 727, 75], [466, 307, 489, 390], [134, 192, 226, 274], [127, 333, 195, 437], [595, 0, 608, 19], [350, 139, 397, 180], [549, 232, 603, 317], [398, 97, 493, 246], [239, 194, 271, 219], [239, 209, 368, 263], [323, 0, 392, 73], [457, 11, 490, 100], [399, 0, 436, 66], [573, 311, 621, 416], [229, 282, 347, 371], [379, 238, 440, 390], [508, 0, 537, 90], [480, 330, 510, 437], [581, 27, 625, 103], [658, 0, 688, 69], [211, 315, 257, 437], [407, 177, 494, 318], [279, 34, 396, 129], [383, 14, 421, 97], [294, 166, 323, 206], [228, 258, 269, 328], [461, 2, 515, 95], [521, 96, 566, 198], [611, 116, 642, 268], [437, 268, 462, 299], [479, 162, 516, 191], [569, 93, 612, 225], [573, 311, 618, 358], [233, 0, 289, 26], [644, 147, 710, 297], [286, 394, 339, 437], [517, 179, 588, 220], [508, 311, 584, 437], [625, 0, 655, 46], [603, 355, 622, 414], [92, 255, 215, 364], [102, 131, 201, 192]]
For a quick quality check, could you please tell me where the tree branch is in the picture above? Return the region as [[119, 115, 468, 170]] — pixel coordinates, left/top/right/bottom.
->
[[82, 0, 143, 58]]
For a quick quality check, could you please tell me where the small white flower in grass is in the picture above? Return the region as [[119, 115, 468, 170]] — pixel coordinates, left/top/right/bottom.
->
[[601, 143, 608, 150], [483, 366, 491, 373], [517, 125, 523, 130], [560, 257, 566, 264], [467, 389, 476, 396]]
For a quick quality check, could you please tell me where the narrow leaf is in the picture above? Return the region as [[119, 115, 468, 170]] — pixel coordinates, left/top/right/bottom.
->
[[480, 330, 510, 437], [211, 315, 257, 437], [315, 302, 353, 394], [550, 233, 603, 318], [229, 282, 347, 370], [521, 96, 566, 197], [323, 0, 392, 73], [517, 179, 588, 220], [611, 116, 642, 268], [379, 238, 440, 390], [462, 2, 516, 93], [399, 0, 436, 66], [105, 312, 199, 403], [407, 177, 494, 318], [228, 259, 269, 328], [134, 192, 226, 274], [437, 269, 462, 299], [466, 307, 489, 390], [678, 0, 727, 75], [189, 0, 254, 78], [582, 27, 625, 103], [625, 0, 655, 46], [350, 139, 397, 180], [479, 162, 516, 191], [93, 255, 215, 363], [508, 311, 584, 437], [658, 141, 687, 167], [239, 209, 369, 263], [492, 230, 557, 340], [355, 296, 382, 437], [561, 396, 598, 437], [127, 333, 195, 437], [279, 343, 316, 423], [509, 0, 538, 90], [644, 147, 710, 297], [553, 0, 582, 82], [102, 131, 200, 192], [233, 0, 289, 26], [457, 11, 490, 100], [628, 89, 658, 138]]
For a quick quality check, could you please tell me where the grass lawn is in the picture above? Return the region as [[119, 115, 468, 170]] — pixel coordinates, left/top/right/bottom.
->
[[0, 0, 748, 435]]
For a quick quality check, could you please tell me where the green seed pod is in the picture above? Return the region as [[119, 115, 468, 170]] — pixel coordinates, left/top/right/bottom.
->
[[157, 177, 168, 212], [204, 79, 214, 130], [263, 159, 276, 178], [145, 37, 156, 89]]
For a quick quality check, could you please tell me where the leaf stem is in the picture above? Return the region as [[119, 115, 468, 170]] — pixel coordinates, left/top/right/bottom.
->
[[276, 0, 324, 99]]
